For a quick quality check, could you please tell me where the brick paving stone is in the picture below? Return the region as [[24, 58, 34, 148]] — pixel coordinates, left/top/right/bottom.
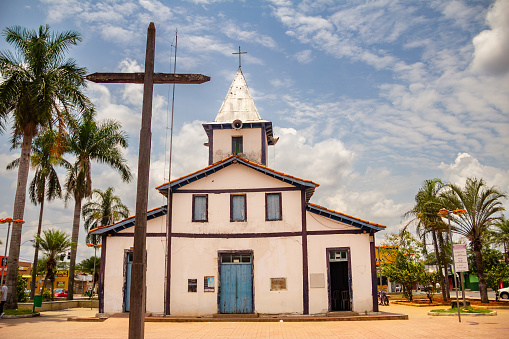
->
[[0, 304, 508, 338]]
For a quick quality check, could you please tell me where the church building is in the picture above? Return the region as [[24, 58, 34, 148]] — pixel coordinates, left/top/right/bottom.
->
[[90, 66, 386, 316]]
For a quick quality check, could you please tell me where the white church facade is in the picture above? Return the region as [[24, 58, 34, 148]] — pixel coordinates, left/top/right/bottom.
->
[[90, 68, 385, 316]]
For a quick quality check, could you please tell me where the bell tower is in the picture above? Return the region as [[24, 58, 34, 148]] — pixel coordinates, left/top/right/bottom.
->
[[203, 66, 277, 166]]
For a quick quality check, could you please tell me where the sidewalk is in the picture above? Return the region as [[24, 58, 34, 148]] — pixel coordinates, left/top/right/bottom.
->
[[1, 304, 508, 338]]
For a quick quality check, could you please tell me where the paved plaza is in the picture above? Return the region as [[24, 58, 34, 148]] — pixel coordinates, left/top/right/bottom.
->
[[1, 303, 508, 338]]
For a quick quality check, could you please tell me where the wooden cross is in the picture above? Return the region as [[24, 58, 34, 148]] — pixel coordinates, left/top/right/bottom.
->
[[86, 22, 209, 339], [232, 46, 247, 68]]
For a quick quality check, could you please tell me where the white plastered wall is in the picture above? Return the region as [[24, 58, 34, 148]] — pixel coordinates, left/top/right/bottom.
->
[[306, 212, 375, 314], [169, 236, 304, 316], [102, 215, 167, 314], [172, 164, 302, 234], [211, 128, 267, 164]]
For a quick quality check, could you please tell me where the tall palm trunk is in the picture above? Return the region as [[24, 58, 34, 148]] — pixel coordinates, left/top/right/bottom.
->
[[473, 240, 489, 303], [5, 133, 33, 309], [67, 196, 82, 300], [30, 191, 45, 299], [432, 230, 447, 301], [438, 233, 450, 299]]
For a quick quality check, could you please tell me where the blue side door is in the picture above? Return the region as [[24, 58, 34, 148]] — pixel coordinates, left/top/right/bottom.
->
[[125, 251, 133, 312], [219, 253, 253, 314]]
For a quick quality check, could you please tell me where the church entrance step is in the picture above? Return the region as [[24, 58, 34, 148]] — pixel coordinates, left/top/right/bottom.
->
[[213, 313, 259, 318]]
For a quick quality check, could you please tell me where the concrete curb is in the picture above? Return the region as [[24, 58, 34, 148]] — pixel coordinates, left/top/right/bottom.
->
[[145, 314, 409, 322], [67, 316, 108, 322], [428, 311, 497, 316], [2, 312, 41, 319]]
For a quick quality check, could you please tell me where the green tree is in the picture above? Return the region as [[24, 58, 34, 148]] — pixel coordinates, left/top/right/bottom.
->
[[82, 187, 130, 244], [31, 229, 72, 299], [442, 178, 506, 303], [6, 130, 68, 300], [491, 217, 509, 263], [64, 111, 132, 300], [0, 25, 90, 308], [382, 251, 423, 301], [381, 231, 424, 301], [403, 178, 450, 300], [467, 247, 504, 275], [485, 265, 509, 301], [420, 271, 440, 303], [17, 273, 28, 302]]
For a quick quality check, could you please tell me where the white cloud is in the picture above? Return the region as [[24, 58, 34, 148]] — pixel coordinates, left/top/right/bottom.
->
[[439, 153, 509, 193], [42, 0, 83, 23], [139, 0, 173, 21], [222, 22, 277, 49], [471, 0, 509, 75], [294, 49, 313, 64]]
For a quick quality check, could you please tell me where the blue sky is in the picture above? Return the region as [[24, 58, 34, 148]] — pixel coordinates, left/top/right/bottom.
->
[[1, 0, 508, 263]]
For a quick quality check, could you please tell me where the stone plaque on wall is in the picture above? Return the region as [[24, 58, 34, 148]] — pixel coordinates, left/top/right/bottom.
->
[[309, 273, 325, 288], [270, 278, 287, 291]]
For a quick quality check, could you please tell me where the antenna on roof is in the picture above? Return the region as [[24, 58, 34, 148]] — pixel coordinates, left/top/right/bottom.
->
[[232, 46, 247, 68]]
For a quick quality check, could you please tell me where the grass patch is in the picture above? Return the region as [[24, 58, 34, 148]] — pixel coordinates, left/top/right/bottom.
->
[[430, 306, 492, 314], [4, 308, 36, 315]]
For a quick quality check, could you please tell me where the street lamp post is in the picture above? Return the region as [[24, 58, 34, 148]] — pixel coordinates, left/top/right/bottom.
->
[[438, 208, 465, 323]]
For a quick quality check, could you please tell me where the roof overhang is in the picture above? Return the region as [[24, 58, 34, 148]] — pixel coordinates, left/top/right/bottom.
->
[[156, 155, 318, 200], [307, 203, 386, 233], [89, 205, 167, 236]]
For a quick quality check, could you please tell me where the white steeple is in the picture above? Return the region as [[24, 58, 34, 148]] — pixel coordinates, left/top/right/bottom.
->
[[214, 68, 262, 122]]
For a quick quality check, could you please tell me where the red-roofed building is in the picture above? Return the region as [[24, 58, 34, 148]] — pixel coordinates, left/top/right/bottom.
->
[[91, 67, 386, 316]]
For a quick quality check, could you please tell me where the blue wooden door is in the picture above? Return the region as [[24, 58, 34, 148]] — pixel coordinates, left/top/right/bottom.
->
[[125, 252, 133, 312], [219, 254, 253, 313]]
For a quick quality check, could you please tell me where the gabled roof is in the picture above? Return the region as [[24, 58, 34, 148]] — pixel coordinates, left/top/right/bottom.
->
[[214, 68, 261, 122], [89, 205, 167, 235], [156, 155, 319, 201], [307, 203, 386, 232]]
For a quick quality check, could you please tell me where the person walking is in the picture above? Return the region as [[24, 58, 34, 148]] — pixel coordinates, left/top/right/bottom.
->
[[0, 280, 7, 318]]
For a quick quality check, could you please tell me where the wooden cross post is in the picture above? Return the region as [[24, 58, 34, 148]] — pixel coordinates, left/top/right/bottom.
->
[[86, 22, 209, 339]]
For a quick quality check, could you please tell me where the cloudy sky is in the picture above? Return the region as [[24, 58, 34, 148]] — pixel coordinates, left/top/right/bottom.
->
[[1, 0, 508, 263]]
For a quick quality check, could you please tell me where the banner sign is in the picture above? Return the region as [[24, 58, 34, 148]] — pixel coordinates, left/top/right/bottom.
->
[[453, 244, 469, 272]]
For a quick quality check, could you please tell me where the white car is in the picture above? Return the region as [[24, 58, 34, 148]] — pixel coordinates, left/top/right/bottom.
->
[[498, 287, 509, 299]]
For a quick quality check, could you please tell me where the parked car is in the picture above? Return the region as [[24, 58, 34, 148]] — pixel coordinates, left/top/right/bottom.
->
[[498, 287, 509, 299], [54, 288, 68, 298]]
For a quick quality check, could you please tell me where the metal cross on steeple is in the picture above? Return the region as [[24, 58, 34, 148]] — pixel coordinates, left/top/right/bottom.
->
[[232, 46, 247, 68]]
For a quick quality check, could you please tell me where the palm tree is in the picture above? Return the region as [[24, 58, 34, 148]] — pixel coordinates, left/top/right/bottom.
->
[[403, 179, 450, 301], [82, 187, 130, 244], [64, 111, 132, 300], [6, 130, 68, 299], [31, 229, 72, 298], [442, 178, 506, 303], [82, 187, 129, 296], [0, 25, 90, 308], [491, 217, 509, 263]]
